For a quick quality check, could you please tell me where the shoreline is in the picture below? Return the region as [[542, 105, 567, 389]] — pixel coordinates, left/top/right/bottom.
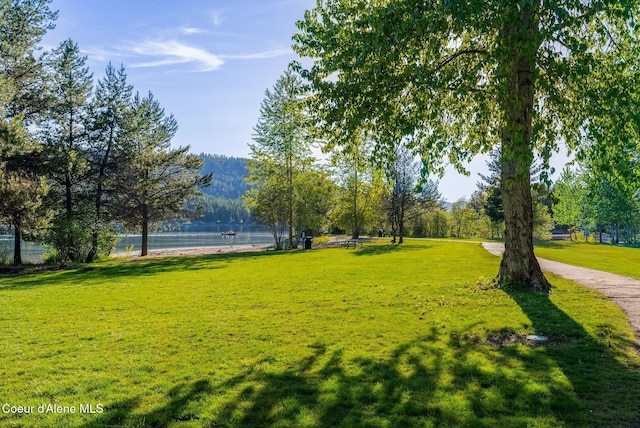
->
[[111, 243, 273, 259]]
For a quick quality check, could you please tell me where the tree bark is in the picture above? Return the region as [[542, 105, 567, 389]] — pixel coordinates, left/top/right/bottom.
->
[[352, 163, 359, 239], [141, 206, 149, 256], [498, 5, 551, 291], [86, 127, 114, 263], [398, 198, 405, 244], [141, 220, 148, 257], [13, 219, 22, 266]]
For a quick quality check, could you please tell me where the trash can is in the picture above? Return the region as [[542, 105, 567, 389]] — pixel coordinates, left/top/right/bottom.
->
[[304, 237, 313, 250]]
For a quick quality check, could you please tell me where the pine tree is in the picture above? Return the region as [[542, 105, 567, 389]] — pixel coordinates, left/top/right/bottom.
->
[[0, 0, 57, 264], [113, 92, 210, 256], [0, 118, 50, 265], [85, 63, 133, 262], [41, 39, 94, 262]]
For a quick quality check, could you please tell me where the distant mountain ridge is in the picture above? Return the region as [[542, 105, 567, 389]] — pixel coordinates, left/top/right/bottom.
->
[[198, 154, 248, 200]]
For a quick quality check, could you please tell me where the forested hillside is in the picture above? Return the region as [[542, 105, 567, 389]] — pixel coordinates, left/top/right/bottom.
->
[[194, 154, 252, 224], [198, 154, 248, 199]]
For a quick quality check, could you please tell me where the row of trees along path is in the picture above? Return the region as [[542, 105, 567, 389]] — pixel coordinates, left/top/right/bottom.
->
[[483, 243, 640, 344]]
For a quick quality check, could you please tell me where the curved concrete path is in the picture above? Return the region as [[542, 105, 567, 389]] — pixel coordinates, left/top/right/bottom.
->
[[482, 242, 640, 343]]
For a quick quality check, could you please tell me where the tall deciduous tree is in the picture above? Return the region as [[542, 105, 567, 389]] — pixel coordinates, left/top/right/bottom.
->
[[293, 167, 336, 236], [329, 134, 374, 239], [247, 70, 313, 248], [114, 92, 210, 256], [244, 154, 289, 249], [585, 171, 640, 243], [294, 1, 639, 290], [385, 144, 418, 244], [553, 168, 586, 240]]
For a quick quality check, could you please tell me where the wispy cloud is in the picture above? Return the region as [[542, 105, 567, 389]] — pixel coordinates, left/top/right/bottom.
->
[[179, 26, 207, 35], [129, 40, 224, 72], [211, 9, 225, 27], [221, 48, 292, 60], [80, 46, 131, 63]]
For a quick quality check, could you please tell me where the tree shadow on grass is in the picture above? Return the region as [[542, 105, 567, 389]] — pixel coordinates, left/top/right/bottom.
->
[[78, 320, 640, 427], [208, 327, 640, 427], [0, 250, 294, 291], [506, 289, 640, 427], [79, 380, 213, 428]]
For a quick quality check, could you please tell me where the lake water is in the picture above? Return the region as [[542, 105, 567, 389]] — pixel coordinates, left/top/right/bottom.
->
[[0, 225, 274, 264]]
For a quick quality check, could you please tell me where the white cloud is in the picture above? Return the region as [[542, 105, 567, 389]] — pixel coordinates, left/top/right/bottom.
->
[[221, 48, 292, 60], [180, 27, 206, 35], [129, 40, 224, 72]]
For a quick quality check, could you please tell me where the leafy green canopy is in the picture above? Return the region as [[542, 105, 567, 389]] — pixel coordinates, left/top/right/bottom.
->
[[246, 70, 317, 248], [293, 0, 639, 178]]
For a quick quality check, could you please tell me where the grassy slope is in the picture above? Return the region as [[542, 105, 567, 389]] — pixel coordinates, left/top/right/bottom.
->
[[0, 240, 638, 427], [535, 240, 640, 279]]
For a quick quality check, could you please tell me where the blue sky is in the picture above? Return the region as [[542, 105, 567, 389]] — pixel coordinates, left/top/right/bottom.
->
[[41, 0, 567, 201], [42, 0, 314, 156]]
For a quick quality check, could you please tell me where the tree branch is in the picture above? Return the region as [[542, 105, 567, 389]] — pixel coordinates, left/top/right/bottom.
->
[[447, 85, 485, 93], [436, 49, 488, 71]]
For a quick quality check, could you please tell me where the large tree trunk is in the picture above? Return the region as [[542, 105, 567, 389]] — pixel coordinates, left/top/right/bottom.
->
[[398, 199, 405, 244], [141, 207, 149, 256], [87, 130, 114, 263], [86, 205, 100, 263], [352, 166, 359, 239], [13, 219, 22, 266], [498, 4, 551, 291], [287, 153, 294, 249], [500, 168, 549, 290], [141, 220, 148, 257]]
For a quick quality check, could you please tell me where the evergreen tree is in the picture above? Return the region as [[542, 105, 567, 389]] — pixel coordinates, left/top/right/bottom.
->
[[0, 118, 50, 265], [477, 150, 505, 234], [197, 154, 249, 200], [0, 0, 57, 121], [0, 0, 56, 264], [40, 39, 93, 262], [85, 63, 133, 262], [113, 92, 210, 256]]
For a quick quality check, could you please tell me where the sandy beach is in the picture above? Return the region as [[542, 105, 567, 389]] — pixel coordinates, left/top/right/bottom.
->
[[112, 243, 273, 259]]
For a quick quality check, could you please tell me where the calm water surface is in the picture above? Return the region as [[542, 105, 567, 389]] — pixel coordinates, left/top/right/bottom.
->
[[0, 225, 274, 264]]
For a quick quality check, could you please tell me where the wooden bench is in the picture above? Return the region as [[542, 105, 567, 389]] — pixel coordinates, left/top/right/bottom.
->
[[341, 239, 362, 249]]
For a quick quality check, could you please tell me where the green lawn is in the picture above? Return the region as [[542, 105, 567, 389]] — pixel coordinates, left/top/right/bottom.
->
[[535, 240, 640, 279], [0, 240, 638, 427]]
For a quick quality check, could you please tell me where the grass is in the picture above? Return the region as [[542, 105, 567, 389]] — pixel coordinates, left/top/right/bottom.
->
[[535, 240, 640, 279], [0, 240, 638, 427]]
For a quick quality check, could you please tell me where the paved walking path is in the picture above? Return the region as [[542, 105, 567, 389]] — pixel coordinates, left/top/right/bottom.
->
[[482, 242, 640, 343]]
